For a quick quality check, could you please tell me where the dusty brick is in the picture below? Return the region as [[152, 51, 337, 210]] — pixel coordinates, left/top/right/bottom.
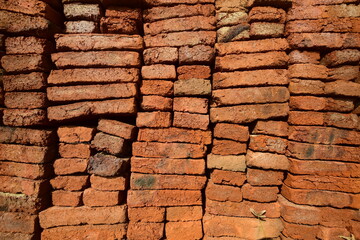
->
[[177, 65, 211, 80], [88, 153, 128, 177], [131, 157, 205, 175], [210, 103, 289, 124], [48, 98, 136, 121], [213, 69, 288, 89], [0, 144, 54, 164], [144, 47, 178, 64], [0, 232, 34, 240], [142, 64, 176, 79], [83, 188, 122, 207], [0, 126, 54, 146], [105, 6, 141, 19], [216, 51, 288, 71], [133, 142, 206, 159], [128, 222, 164, 240], [288, 111, 325, 126], [288, 33, 360, 49], [212, 86, 289, 106], [52, 51, 140, 68], [0, 192, 44, 214], [52, 190, 82, 207], [212, 139, 247, 155], [98, 119, 135, 140], [179, 45, 215, 64], [289, 50, 320, 64], [54, 158, 88, 175], [0, 161, 48, 180], [64, 3, 101, 20], [211, 170, 246, 186], [216, 11, 248, 27], [250, 22, 284, 37], [39, 206, 127, 229], [166, 221, 203, 240], [207, 154, 246, 172], [286, 18, 360, 33], [131, 173, 206, 190], [100, 17, 139, 34], [174, 79, 211, 96], [59, 143, 90, 158], [216, 0, 247, 11], [247, 168, 284, 186], [0, 175, 48, 197], [141, 95, 172, 111], [128, 190, 202, 207], [173, 112, 209, 130], [141, 80, 173, 96], [206, 181, 242, 202], [1, 54, 51, 73], [167, 206, 202, 221], [242, 184, 278, 202], [5, 36, 53, 54], [325, 80, 360, 97], [145, 0, 214, 6], [144, 31, 216, 48], [290, 96, 354, 112], [281, 219, 320, 240], [217, 24, 250, 43], [289, 64, 328, 79], [249, 135, 287, 154], [138, 128, 211, 144], [136, 112, 171, 128], [214, 123, 248, 142], [91, 175, 126, 191], [253, 121, 288, 137], [65, 21, 98, 33], [173, 97, 208, 114], [57, 126, 94, 143], [4, 92, 47, 109], [0, 212, 37, 234], [324, 112, 359, 129], [55, 34, 143, 51], [91, 132, 128, 155], [328, 65, 359, 81], [287, 4, 360, 20], [249, 7, 286, 23], [246, 150, 289, 170], [289, 79, 325, 95], [50, 175, 89, 191], [3, 72, 46, 91], [129, 207, 165, 223], [3, 109, 47, 127], [322, 49, 360, 67]]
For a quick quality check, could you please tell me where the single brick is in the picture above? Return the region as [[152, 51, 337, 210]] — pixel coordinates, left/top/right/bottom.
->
[[166, 221, 203, 240], [177, 65, 211, 80], [91, 132, 128, 156], [247, 168, 284, 186], [1, 54, 51, 73], [50, 175, 88, 191], [242, 184, 279, 202], [212, 139, 247, 155], [0, 126, 54, 146], [207, 154, 246, 172], [59, 143, 90, 158], [211, 169, 246, 186], [136, 112, 171, 128], [87, 153, 129, 177], [52, 190, 82, 207], [64, 3, 101, 21], [246, 150, 289, 170], [179, 44, 215, 64], [54, 158, 88, 175], [98, 119, 136, 140], [141, 64, 176, 79], [65, 21, 98, 33], [0, 144, 54, 164], [3, 109, 47, 126], [141, 95, 172, 111], [3, 72, 47, 91], [206, 181, 242, 202], [5, 36, 53, 54], [90, 175, 126, 191], [166, 206, 202, 221], [173, 112, 209, 130], [173, 97, 208, 114], [128, 207, 165, 223], [83, 188, 122, 207], [143, 47, 178, 65], [174, 79, 211, 96], [249, 135, 287, 154], [57, 126, 95, 143], [141, 80, 173, 96], [214, 123, 249, 142]]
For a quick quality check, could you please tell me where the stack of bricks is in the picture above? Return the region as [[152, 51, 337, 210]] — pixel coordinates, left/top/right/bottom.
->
[[128, 0, 215, 239], [204, 0, 290, 239], [0, 34, 4, 122], [281, 0, 360, 239]]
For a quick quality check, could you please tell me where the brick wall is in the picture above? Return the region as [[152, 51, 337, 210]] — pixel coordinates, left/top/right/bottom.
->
[[0, 0, 359, 239]]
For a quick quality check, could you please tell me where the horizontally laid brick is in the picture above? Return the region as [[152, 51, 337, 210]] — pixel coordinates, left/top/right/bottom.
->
[[144, 31, 216, 47], [59, 143, 90, 158], [325, 80, 360, 97], [138, 128, 211, 144], [127, 222, 164, 240], [142, 64, 176, 79], [129, 207, 165, 222], [207, 154, 246, 172], [287, 4, 360, 20], [141, 96, 172, 111], [50, 175, 89, 191], [247, 168, 284, 186], [100, 17, 139, 34], [0, 144, 54, 164], [0, 161, 49, 180], [206, 181, 242, 202], [5, 36, 53, 54], [324, 112, 359, 130], [286, 18, 360, 33], [144, 0, 215, 6], [52, 190, 82, 207], [91, 132, 128, 156], [88, 153, 128, 177], [0, 212, 37, 234], [217, 24, 250, 43], [249, 135, 287, 154], [141, 80, 173, 96], [90, 175, 126, 191], [289, 64, 328, 79], [136, 112, 171, 128], [1, 54, 51, 73], [173, 112, 209, 130], [4, 92, 47, 109], [57, 126, 94, 143], [54, 158, 88, 175], [166, 221, 203, 240], [83, 188, 122, 207], [63, 3, 101, 21], [242, 184, 279, 202], [288, 33, 360, 49], [249, 7, 286, 23], [0, 175, 48, 197], [105, 7, 142, 19], [289, 96, 354, 112], [3, 109, 47, 126], [214, 123, 249, 142], [246, 150, 289, 170], [0, 126, 54, 146], [250, 22, 284, 37], [174, 79, 211, 96], [177, 65, 211, 80], [143, 47, 178, 65], [211, 170, 246, 186], [173, 97, 208, 114], [289, 50, 320, 64], [289, 79, 325, 95], [212, 139, 246, 155], [98, 119, 136, 140], [167, 206, 203, 221], [0, 191, 44, 214], [3, 73, 47, 91], [253, 121, 288, 137], [328, 65, 359, 82], [216, 11, 248, 27], [65, 21, 98, 33]]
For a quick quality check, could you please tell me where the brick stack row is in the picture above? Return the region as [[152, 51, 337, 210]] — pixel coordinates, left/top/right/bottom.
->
[[0, 33, 4, 122], [204, 0, 291, 239], [0, 0, 62, 239], [281, 0, 360, 239], [128, 0, 216, 239]]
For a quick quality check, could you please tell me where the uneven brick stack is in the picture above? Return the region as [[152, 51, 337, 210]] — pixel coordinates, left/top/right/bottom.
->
[[0, 33, 4, 122], [281, 0, 360, 239]]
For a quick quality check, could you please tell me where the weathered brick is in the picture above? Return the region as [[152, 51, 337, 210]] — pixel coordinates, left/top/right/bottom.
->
[[5, 92, 47, 109], [90, 175, 126, 191], [325, 80, 360, 97], [253, 121, 288, 137], [136, 112, 171, 128], [322, 49, 360, 67], [207, 154, 246, 172], [105, 6, 141, 19], [206, 181, 242, 202], [328, 65, 359, 81], [39, 206, 127, 229], [138, 128, 211, 144], [0, 175, 48, 197], [217, 24, 250, 43], [100, 17, 139, 34], [128, 222, 164, 240], [288, 4, 360, 20], [0, 192, 43, 214], [64, 3, 101, 20], [144, 47, 178, 64], [288, 111, 324, 126], [289, 79, 325, 95], [141, 80, 173, 96], [246, 150, 289, 170], [216, 0, 247, 11], [286, 18, 360, 33], [0, 212, 37, 234], [129, 207, 165, 223], [1, 54, 51, 73], [128, 190, 202, 207], [144, 31, 216, 47], [214, 123, 249, 142], [173, 97, 208, 114], [50, 175, 89, 191], [83, 188, 122, 207], [179, 45, 215, 64], [289, 63, 328, 79], [52, 51, 140, 68], [0, 232, 34, 240], [250, 22, 284, 37], [65, 21, 98, 33], [3, 72, 46, 91], [177, 65, 211, 80], [3, 109, 47, 126], [52, 190, 82, 207], [242, 184, 278, 202], [289, 50, 320, 64], [288, 33, 360, 49], [249, 7, 286, 23], [59, 143, 90, 158], [142, 64, 176, 79], [144, 0, 214, 6], [0, 161, 48, 180], [212, 139, 247, 155], [290, 96, 354, 112], [166, 221, 203, 240], [211, 170, 246, 186], [324, 112, 359, 129], [0, 144, 54, 164], [88, 153, 128, 177], [141, 95, 173, 111], [131, 173, 206, 190], [217, 11, 248, 27], [281, 219, 320, 240], [131, 157, 205, 175], [167, 206, 202, 221], [91, 132, 128, 155], [57, 126, 94, 143], [174, 79, 211, 96], [173, 112, 209, 130], [98, 119, 136, 140], [5, 36, 53, 54], [249, 135, 287, 154], [0, 126, 54, 146], [247, 168, 284, 186]]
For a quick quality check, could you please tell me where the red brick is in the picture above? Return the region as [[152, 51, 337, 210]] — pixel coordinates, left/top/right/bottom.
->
[[91, 132, 128, 155], [0, 175, 48, 197], [212, 86, 289, 106], [289, 96, 354, 112], [65, 21, 98, 33], [288, 4, 360, 20], [0, 126, 54, 146], [3, 72, 46, 91], [329, 65, 359, 81], [127, 222, 164, 240], [174, 79, 211, 96], [88, 153, 128, 177], [100, 17, 139, 34], [131, 157, 205, 175], [288, 111, 324, 126], [131, 173, 206, 190], [166, 221, 203, 240], [141, 80, 173, 96], [292, 0, 358, 5], [324, 112, 359, 129], [253, 121, 288, 137], [249, 7, 286, 23], [281, 219, 320, 240], [325, 80, 360, 97], [39, 206, 127, 229], [144, 47, 178, 64], [50, 175, 89, 191], [98, 119, 135, 140], [177, 65, 211, 80], [48, 68, 140, 85], [216, 0, 248, 12], [52, 51, 140, 68], [4, 92, 46, 109], [289, 79, 325, 95], [55, 34, 143, 51], [214, 123, 249, 142], [318, 227, 352, 240], [90, 175, 126, 191], [288, 33, 360, 49], [206, 181, 242, 202], [289, 64, 328, 79], [250, 22, 284, 37], [1, 54, 51, 73], [286, 18, 360, 33], [217, 24, 250, 43], [207, 154, 246, 172], [242, 183, 278, 202], [210, 103, 289, 124], [179, 44, 215, 64], [3, 109, 47, 127], [145, 16, 215, 35], [212, 139, 246, 155], [83, 188, 122, 207], [144, 31, 216, 48], [57, 126, 94, 143], [211, 170, 246, 186], [47, 98, 136, 121], [173, 112, 209, 130], [142, 64, 176, 79], [59, 143, 90, 158], [138, 128, 211, 144], [133, 142, 206, 159], [5, 36, 53, 54], [127, 190, 202, 207], [141, 95, 172, 111], [136, 112, 171, 128], [47, 83, 137, 102], [173, 97, 208, 114], [0, 161, 48, 180], [216, 11, 248, 27], [166, 206, 202, 221], [0, 144, 54, 164], [216, 51, 288, 71], [129, 207, 165, 223], [247, 168, 284, 186], [246, 150, 289, 170], [249, 135, 287, 154], [213, 69, 288, 89], [105, 6, 141, 18], [54, 158, 88, 175], [41, 224, 127, 240], [64, 3, 101, 20], [0, 232, 34, 240], [52, 190, 82, 207], [0, 212, 37, 234], [289, 50, 320, 64]]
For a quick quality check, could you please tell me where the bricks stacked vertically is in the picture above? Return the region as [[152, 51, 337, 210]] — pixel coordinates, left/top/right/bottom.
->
[[0, 34, 4, 123], [128, 0, 215, 239], [282, 0, 360, 239], [204, 1, 290, 239]]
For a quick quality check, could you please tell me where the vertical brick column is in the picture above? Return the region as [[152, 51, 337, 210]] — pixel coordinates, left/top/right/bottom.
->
[[128, 0, 216, 239], [281, 0, 360, 239]]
